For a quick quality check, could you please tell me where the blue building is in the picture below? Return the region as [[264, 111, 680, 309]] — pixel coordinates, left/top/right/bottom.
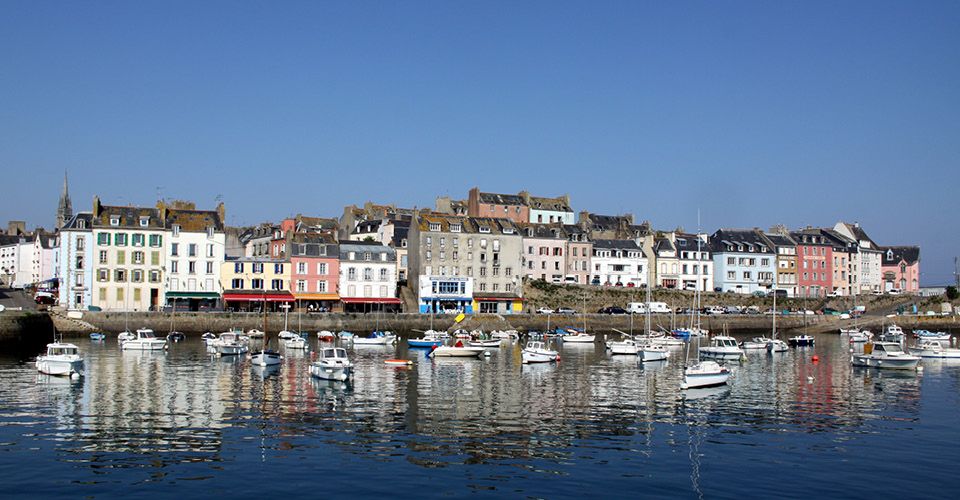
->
[[710, 229, 777, 295], [58, 213, 94, 310]]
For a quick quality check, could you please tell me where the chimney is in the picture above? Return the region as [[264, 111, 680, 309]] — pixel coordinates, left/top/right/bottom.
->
[[217, 202, 226, 228]]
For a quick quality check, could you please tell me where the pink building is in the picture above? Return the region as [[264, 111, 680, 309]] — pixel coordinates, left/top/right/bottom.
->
[[880, 246, 920, 293], [289, 235, 340, 311], [791, 229, 832, 298]]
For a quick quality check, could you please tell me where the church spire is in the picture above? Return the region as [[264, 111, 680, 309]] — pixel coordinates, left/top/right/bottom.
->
[[56, 170, 73, 230]]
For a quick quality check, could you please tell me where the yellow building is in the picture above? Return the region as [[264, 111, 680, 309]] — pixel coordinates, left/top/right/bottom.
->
[[220, 258, 293, 311]]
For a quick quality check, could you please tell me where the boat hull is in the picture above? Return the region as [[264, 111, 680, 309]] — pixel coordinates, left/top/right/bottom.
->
[[250, 350, 283, 366], [639, 348, 668, 362], [309, 362, 353, 381], [522, 350, 559, 363], [682, 362, 730, 389], [214, 344, 249, 356], [36, 357, 84, 377], [699, 349, 743, 361], [121, 340, 167, 351], [561, 335, 595, 343], [431, 346, 485, 358], [851, 354, 920, 370], [909, 347, 960, 359], [408, 339, 444, 348]]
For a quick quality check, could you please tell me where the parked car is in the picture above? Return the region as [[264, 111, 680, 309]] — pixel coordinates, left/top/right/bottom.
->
[[887, 288, 902, 295], [598, 306, 628, 315], [744, 306, 760, 315], [704, 306, 725, 315], [556, 307, 576, 314], [35, 294, 56, 305], [723, 306, 742, 314], [536, 307, 555, 314], [826, 290, 841, 297]]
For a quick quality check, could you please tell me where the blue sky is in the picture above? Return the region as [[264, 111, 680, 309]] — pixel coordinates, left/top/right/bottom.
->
[[1, 1, 958, 284]]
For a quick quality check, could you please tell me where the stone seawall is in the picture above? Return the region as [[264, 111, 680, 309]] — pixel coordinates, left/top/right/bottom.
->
[[0, 311, 56, 352], [59, 311, 858, 337]]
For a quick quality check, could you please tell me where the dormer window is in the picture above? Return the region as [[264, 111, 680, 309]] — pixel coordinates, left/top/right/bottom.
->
[[78, 220, 86, 229], [172, 225, 180, 237], [207, 226, 214, 238], [503, 227, 514, 234], [429, 223, 441, 232], [110, 216, 120, 226], [887, 250, 894, 260], [479, 226, 491, 233], [450, 223, 461, 233], [139, 216, 149, 227]]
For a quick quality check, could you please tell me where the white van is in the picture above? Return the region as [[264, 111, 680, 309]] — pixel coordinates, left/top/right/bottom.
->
[[627, 302, 670, 314]]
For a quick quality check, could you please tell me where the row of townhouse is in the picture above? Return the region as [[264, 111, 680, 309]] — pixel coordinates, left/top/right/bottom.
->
[[0, 221, 59, 290], [709, 223, 919, 297]]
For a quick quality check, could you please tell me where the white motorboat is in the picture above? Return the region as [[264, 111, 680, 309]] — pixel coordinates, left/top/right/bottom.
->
[[672, 327, 708, 338], [246, 329, 265, 338], [638, 342, 669, 362], [649, 334, 686, 347], [317, 330, 336, 342], [851, 342, 921, 370], [430, 342, 486, 358], [353, 332, 395, 345], [117, 331, 135, 343], [338, 331, 355, 340], [766, 339, 789, 353], [491, 330, 519, 339], [681, 360, 730, 389], [36, 342, 84, 377], [209, 331, 249, 356], [278, 330, 299, 340], [740, 337, 773, 350], [469, 338, 502, 348], [522, 341, 560, 364], [309, 347, 354, 381], [839, 327, 863, 335], [879, 324, 906, 343], [201, 332, 217, 343], [913, 329, 951, 342], [909, 340, 960, 359], [606, 338, 639, 355], [561, 332, 596, 343], [120, 328, 168, 351], [409, 333, 446, 348], [699, 336, 744, 361], [283, 334, 308, 350]]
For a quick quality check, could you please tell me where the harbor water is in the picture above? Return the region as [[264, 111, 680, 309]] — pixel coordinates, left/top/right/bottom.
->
[[1, 332, 958, 498]]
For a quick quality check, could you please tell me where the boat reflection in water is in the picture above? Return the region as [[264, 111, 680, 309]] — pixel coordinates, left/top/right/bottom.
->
[[0, 330, 943, 498]]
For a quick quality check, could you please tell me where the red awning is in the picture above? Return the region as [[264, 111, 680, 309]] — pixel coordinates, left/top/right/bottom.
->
[[223, 292, 295, 302], [340, 297, 402, 304]]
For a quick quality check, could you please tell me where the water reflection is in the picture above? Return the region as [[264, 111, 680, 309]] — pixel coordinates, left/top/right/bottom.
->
[[0, 332, 952, 497]]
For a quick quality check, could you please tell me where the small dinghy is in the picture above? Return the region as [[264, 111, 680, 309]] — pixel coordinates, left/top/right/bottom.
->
[[89, 332, 106, 341], [384, 359, 413, 366]]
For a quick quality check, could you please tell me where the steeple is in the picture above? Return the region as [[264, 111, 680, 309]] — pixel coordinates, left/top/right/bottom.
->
[[56, 170, 72, 230]]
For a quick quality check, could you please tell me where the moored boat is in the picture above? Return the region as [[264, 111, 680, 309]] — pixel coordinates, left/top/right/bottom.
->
[[638, 342, 669, 362], [766, 339, 789, 353], [468, 338, 502, 348], [283, 334, 308, 350], [606, 338, 639, 355], [430, 341, 485, 358], [912, 329, 951, 342], [166, 331, 185, 342], [699, 336, 744, 360], [36, 342, 84, 377], [90, 332, 106, 341], [681, 360, 730, 389], [879, 324, 906, 343], [209, 331, 249, 356], [120, 328, 167, 351], [309, 347, 353, 381], [909, 340, 960, 359], [852, 341, 920, 370], [317, 330, 336, 341], [788, 334, 815, 347], [522, 341, 559, 364], [740, 337, 772, 350]]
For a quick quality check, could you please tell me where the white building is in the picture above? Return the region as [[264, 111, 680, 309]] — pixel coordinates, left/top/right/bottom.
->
[[833, 222, 883, 294], [673, 233, 713, 292], [58, 213, 94, 310], [31, 232, 59, 288], [1, 236, 25, 287], [162, 203, 226, 310], [590, 239, 647, 287], [338, 241, 399, 312], [527, 195, 575, 225]]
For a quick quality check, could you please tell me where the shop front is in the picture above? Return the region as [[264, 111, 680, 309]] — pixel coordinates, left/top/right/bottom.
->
[[222, 290, 295, 312]]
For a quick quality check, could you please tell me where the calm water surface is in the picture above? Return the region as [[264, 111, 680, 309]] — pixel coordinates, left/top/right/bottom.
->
[[1, 332, 958, 498]]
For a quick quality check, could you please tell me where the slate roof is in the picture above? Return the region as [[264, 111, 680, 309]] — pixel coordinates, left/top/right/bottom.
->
[[62, 212, 93, 231], [710, 229, 774, 253], [820, 229, 857, 251], [290, 233, 338, 258], [880, 246, 920, 265], [417, 214, 519, 235], [654, 237, 676, 254], [517, 223, 567, 239], [166, 208, 224, 232], [673, 233, 709, 252], [93, 204, 164, 229], [339, 241, 396, 260], [761, 232, 797, 248], [789, 228, 831, 246], [0, 234, 21, 246], [592, 239, 646, 257], [528, 196, 572, 212], [837, 222, 879, 248], [478, 192, 525, 206]]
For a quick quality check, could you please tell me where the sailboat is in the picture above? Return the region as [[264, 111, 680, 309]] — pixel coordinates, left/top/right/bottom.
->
[[36, 321, 84, 378], [166, 298, 185, 342], [250, 295, 283, 366], [766, 288, 788, 352], [283, 303, 308, 349], [682, 213, 730, 390], [638, 277, 668, 362], [788, 296, 815, 346], [117, 289, 134, 342]]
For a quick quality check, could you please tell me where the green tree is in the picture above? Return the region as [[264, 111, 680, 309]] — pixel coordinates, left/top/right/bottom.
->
[[947, 286, 959, 300]]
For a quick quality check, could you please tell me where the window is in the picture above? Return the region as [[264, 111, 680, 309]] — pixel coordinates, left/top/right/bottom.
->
[[480, 238, 488, 249], [97, 233, 110, 246], [478, 283, 487, 291], [116, 288, 123, 301], [149, 235, 161, 247], [467, 267, 473, 276], [232, 278, 244, 289], [273, 263, 283, 274], [743, 271, 752, 280], [479, 226, 490, 234], [425, 236, 432, 247], [99, 250, 108, 264], [493, 283, 499, 291], [426, 250, 432, 260], [348, 268, 357, 280], [133, 251, 144, 264], [317, 280, 327, 292], [761, 258, 769, 266], [467, 239, 474, 248], [297, 262, 307, 274], [149, 270, 160, 283], [480, 267, 487, 277], [115, 269, 127, 282], [379, 268, 388, 281], [110, 216, 120, 226], [439, 251, 445, 260], [727, 271, 736, 280], [493, 239, 500, 251], [207, 244, 214, 257], [318, 262, 327, 274], [116, 250, 125, 265], [253, 263, 263, 273], [76, 254, 85, 270], [98, 269, 109, 282], [132, 270, 143, 283], [171, 243, 179, 256], [506, 283, 513, 292], [296, 280, 307, 292], [429, 223, 441, 232], [439, 237, 445, 248], [271, 279, 283, 290], [188, 261, 196, 274], [132, 234, 144, 247], [363, 268, 373, 281], [172, 225, 180, 237], [187, 244, 196, 257], [234, 262, 244, 273], [170, 260, 178, 273], [505, 267, 512, 276], [727, 257, 735, 265], [252, 278, 264, 289], [115, 233, 128, 246], [450, 223, 461, 232], [76, 236, 85, 251], [206, 261, 213, 274]]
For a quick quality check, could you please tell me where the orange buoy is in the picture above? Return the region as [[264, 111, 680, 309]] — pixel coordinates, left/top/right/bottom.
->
[[812, 355, 820, 363]]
